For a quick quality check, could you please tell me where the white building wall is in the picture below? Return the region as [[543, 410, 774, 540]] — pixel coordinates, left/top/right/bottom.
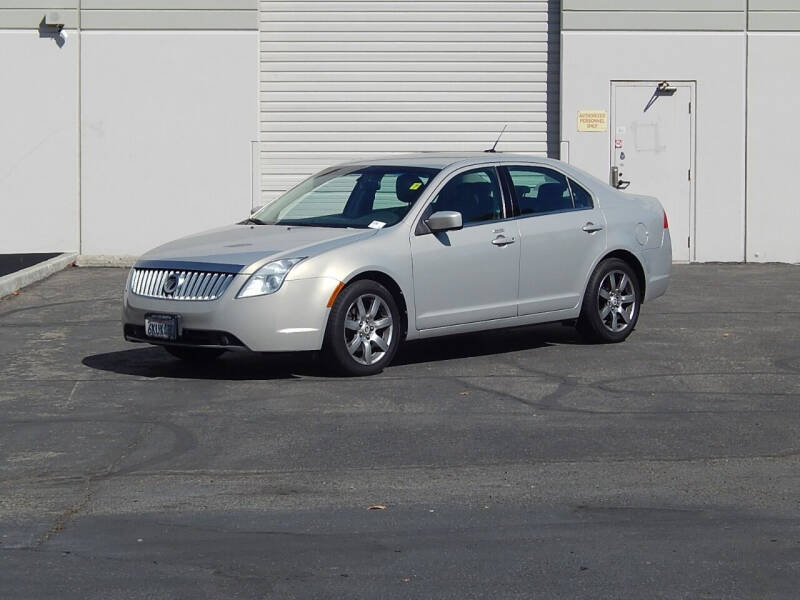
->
[[561, 1, 800, 263], [4, 1, 798, 263], [746, 33, 800, 263], [80, 31, 257, 257], [0, 29, 78, 253], [0, 1, 258, 259], [560, 32, 747, 263]]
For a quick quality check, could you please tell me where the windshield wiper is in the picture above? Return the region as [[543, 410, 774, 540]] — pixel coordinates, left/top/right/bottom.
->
[[276, 221, 364, 229], [242, 217, 265, 225]]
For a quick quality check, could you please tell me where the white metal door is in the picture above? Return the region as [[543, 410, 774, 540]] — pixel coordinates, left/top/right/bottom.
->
[[611, 82, 695, 261]]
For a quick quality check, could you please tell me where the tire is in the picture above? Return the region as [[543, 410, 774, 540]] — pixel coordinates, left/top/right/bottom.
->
[[577, 258, 641, 344], [163, 346, 225, 362], [323, 279, 402, 376]]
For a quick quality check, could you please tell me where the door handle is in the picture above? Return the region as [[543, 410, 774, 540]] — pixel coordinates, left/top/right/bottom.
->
[[610, 166, 631, 190], [492, 234, 516, 246], [582, 222, 604, 233]]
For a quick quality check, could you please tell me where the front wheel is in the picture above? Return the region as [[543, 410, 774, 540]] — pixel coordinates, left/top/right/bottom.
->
[[323, 280, 401, 376], [577, 258, 641, 343]]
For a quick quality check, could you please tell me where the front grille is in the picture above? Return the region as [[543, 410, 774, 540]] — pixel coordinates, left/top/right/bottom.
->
[[131, 268, 236, 301]]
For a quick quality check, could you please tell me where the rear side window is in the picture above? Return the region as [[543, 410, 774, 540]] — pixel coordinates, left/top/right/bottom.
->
[[507, 167, 572, 215], [569, 179, 594, 209]]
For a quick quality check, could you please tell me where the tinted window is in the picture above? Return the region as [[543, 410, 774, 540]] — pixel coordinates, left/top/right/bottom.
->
[[507, 166, 573, 215], [429, 168, 504, 225], [256, 166, 439, 228], [569, 179, 593, 209]]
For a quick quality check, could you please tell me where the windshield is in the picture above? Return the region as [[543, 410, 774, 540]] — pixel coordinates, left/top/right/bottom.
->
[[252, 165, 440, 228]]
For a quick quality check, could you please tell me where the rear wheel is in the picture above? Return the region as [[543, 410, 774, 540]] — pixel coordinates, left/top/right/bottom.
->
[[163, 346, 225, 362], [323, 280, 401, 376], [577, 258, 641, 343]]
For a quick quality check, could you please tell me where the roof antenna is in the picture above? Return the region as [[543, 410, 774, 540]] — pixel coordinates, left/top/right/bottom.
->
[[485, 123, 508, 153]]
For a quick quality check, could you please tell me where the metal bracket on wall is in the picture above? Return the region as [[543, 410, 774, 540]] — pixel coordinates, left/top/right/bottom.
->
[[38, 14, 66, 46]]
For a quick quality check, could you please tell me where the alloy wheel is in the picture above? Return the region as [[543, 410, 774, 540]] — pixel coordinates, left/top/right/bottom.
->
[[343, 294, 394, 365], [597, 270, 637, 333]]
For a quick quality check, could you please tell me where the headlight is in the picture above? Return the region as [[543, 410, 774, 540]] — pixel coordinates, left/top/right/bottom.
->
[[237, 258, 305, 298]]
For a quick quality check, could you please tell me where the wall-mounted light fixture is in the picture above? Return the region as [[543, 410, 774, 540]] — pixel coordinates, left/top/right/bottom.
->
[[39, 13, 66, 47], [657, 80, 677, 94]]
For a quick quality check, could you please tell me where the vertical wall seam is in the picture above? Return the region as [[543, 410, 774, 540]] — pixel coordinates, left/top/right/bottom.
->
[[77, 0, 82, 255], [559, 0, 564, 161], [744, 0, 749, 262]]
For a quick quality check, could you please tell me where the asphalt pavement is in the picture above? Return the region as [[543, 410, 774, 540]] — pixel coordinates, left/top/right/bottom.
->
[[1, 265, 799, 599]]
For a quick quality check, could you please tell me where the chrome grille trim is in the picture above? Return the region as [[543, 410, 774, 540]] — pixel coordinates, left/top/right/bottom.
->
[[130, 268, 235, 301]]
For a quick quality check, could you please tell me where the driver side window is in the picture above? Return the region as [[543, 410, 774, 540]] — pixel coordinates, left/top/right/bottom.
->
[[429, 168, 504, 225]]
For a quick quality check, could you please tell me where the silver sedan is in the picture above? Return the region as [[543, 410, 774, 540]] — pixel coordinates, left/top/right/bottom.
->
[[123, 153, 671, 375]]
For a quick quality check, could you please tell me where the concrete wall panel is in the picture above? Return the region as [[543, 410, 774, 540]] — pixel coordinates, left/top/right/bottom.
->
[[563, 11, 745, 31], [0, 0, 256, 29], [80, 31, 257, 257], [563, 0, 746, 32], [561, 32, 746, 262], [0, 30, 78, 252], [749, 12, 800, 31], [746, 33, 800, 263]]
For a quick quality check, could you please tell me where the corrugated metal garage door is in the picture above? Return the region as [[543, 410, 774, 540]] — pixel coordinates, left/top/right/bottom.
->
[[259, 1, 560, 202]]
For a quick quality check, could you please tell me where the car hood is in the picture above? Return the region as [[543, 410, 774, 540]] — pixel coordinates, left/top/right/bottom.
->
[[136, 224, 377, 273]]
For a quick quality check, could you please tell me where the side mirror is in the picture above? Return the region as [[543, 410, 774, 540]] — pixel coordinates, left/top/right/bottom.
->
[[426, 210, 463, 233]]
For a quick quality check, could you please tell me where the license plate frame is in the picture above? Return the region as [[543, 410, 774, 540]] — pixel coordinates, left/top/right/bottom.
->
[[144, 314, 182, 341]]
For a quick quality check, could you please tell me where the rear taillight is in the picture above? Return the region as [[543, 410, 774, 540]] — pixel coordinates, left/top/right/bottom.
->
[[663, 211, 669, 229]]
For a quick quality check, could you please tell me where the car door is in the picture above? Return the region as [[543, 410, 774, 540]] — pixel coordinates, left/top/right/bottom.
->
[[410, 166, 520, 330], [503, 165, 607, 315]]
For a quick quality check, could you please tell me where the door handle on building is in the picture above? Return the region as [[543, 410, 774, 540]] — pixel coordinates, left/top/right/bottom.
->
[[610, 166, 631, 190]]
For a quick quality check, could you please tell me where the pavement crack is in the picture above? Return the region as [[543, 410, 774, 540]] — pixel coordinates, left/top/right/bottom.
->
[[0, 297, 118, 319], [34, 421, 154, 547], [1, 319, 120, 328], [455, 372, 597, 415], [36, 475, 92, 547]]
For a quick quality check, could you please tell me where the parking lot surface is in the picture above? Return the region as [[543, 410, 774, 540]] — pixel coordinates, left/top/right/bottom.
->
[[1, 264, 799, 598]]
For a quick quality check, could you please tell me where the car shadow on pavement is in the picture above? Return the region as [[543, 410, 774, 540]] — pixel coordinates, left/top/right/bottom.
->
[[392, 322, 578, 367], [82, 346, 315, 380], [82, 323, 582, 379]]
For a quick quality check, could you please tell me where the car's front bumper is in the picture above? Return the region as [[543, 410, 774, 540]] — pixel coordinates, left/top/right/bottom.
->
[[122, 274, 340, 352]]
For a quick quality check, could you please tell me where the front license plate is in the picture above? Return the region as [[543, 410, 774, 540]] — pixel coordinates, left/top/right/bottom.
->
[[145, 314, 180, 341]]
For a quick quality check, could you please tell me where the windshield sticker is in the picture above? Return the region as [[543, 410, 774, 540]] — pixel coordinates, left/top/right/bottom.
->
[[368, 221, 386, 229], [409, 182, 422, 190]]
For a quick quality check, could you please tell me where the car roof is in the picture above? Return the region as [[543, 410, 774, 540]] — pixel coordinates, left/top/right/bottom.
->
[[336, 152, 565, 170]]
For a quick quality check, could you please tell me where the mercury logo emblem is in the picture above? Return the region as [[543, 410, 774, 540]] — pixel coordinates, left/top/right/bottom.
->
[[162, 273, 179, 295]]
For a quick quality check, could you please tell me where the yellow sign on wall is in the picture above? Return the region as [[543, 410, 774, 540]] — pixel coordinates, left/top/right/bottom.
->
[[577, 110, 608, 132]]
